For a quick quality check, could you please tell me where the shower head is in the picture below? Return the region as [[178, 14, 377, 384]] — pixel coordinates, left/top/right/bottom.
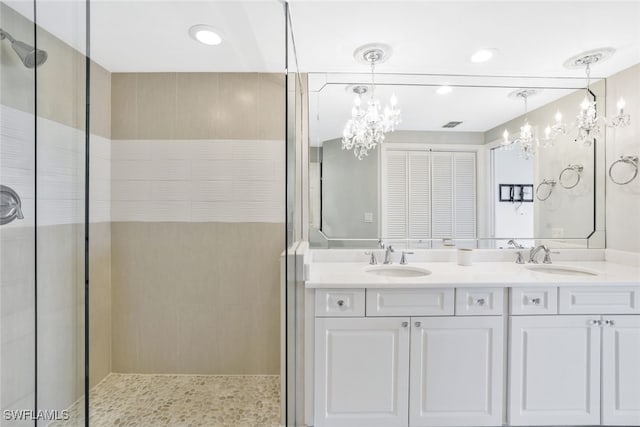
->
[[0, 28, 48, 68]]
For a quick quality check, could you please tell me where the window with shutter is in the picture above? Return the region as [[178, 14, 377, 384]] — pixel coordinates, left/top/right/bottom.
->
[[382, 149, 476, 243]]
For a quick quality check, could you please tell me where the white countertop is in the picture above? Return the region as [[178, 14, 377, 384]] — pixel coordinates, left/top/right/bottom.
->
[[305, 260, 640, 288]]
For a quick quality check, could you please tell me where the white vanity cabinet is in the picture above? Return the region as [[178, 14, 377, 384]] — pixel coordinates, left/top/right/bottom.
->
[[311, 284, 640, 427], [410, 316, 503, 427], [314, 288, 505, 427], [314, 317, 410, 427], [509, 315, 602, 426], [602, 315, 640, 425], [509, 307, 640, 426]]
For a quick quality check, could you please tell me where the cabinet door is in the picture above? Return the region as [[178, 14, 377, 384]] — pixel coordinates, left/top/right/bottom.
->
[[314, 317, 410, 427], [410, 316, 503, 426], [602, 315, 640, 426], [509, 315, 601, 426]]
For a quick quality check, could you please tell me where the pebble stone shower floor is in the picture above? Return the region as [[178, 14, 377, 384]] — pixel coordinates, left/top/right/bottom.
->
[[50, 373, 280, 427]]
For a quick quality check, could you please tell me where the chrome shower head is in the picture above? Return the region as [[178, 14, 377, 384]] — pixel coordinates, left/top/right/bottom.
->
[[0, 28, 48, 68]]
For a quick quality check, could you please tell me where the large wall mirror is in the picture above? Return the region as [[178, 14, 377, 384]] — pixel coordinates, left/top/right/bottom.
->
[[308, 74, 606, 248]]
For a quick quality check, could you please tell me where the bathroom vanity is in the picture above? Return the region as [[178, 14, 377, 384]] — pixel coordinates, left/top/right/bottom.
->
[[302, 251, 640, 427]]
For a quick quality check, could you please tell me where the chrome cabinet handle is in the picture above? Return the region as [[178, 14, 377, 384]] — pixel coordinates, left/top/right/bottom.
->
[[336, 300, 345, 307], [402, 321, 409, 328], [414, 321, 422, 327]]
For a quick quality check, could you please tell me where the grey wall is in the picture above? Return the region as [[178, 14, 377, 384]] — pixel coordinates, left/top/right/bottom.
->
[[321, 138, 379, 239], [605, 64, 640, 252], [319, 131, 485, 240]]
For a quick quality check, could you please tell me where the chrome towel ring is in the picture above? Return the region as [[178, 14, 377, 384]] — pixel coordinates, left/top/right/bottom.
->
[[559, 164, 584, 189], [609, 155, 638, 185], [1, 184, 25, 225], [536, 179, 556, 201]]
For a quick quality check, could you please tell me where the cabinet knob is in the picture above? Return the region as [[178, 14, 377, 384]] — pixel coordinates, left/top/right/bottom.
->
[[401, 321, 409, 328], [528, 297, 541, 305], [603, 319, 615, 327], [414, 321, 422, 327], [588, 319, 602, 326], [474, 298, 486, 306], [336, 300, 345, 307]]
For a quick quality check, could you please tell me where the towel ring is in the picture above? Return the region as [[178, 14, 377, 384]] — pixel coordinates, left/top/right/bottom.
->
[[559, 164, 584, 189], [609, 155, 638, 185], [536, 179, 556, 201]]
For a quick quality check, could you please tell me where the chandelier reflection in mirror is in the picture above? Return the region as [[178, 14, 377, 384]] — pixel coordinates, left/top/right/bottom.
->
[[342, 44, 401, 160], [501, 89, 542, 159]]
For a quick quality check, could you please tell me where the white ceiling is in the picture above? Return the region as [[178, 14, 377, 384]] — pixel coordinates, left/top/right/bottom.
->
[[289, 1, 640, 144], [6, 1, 639, 140], [5, 0, 286, 72], [288, 1, 640, 78], [7, 1, 639, 75]]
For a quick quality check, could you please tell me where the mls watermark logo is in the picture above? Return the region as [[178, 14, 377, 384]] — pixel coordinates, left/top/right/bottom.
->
[[3, 409, 70, 421]]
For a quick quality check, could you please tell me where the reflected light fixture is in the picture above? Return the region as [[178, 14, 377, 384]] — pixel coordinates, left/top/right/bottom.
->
[[502, 89, 540, 159], [342, 44, 401, 160], [606, 97, 631, 128], [189, 25, 222, 46], [470, 48, 496, 63], [436, 85, 453, 95]]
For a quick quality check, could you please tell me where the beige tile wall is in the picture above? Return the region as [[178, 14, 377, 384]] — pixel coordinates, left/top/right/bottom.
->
[[111, 73, 284, 140], [110, 72, 285, 375], [111, 222, 283, 374]]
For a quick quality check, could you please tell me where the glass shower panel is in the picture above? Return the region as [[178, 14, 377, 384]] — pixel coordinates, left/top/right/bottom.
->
[[85, 1, 288, 425], [1, 1, 36, 425], [34, 1, 88, 425]]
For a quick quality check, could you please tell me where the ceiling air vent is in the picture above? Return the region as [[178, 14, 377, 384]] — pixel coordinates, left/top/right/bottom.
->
[[442, 121, 462, 128]]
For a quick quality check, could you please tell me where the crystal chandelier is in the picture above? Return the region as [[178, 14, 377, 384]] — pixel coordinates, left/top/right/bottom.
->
[[502, 89, 539, 159], [342, 46, 401, 160], [552, 48, 631, 147], [574, 62, 600, 146]]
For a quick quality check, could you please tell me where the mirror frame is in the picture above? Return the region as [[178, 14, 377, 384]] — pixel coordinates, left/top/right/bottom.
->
[[306, 73, 606, 249]]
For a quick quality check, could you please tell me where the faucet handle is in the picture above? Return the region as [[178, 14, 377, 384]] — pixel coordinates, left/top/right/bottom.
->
[[364, 251, 377, 265], [515, 251, 525, 264], [400, 251, 414, 265]]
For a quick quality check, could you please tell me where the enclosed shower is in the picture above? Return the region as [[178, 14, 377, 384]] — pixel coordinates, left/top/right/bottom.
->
[[1, 0, 302, 426]]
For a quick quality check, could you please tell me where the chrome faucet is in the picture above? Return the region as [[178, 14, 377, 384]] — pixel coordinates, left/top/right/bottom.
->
[[383, 245, 395, 264], [400, 251, 414, 265], [508, 239, 524, 249], [364, 251, 377, 265], [529, 245, 552, 264]]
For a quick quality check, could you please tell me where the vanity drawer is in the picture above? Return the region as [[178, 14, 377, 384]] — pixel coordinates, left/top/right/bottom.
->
[[366, 288, 454, 316], [315, 289, 365, 317], [456, 288, 504, 315], [510, 287, 558, 315], [559, 286, 640, 314]]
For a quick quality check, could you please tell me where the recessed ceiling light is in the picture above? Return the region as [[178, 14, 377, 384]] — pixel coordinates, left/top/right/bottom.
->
[[436, 85, 453, 95], [189, 25, 222, 46], [470, 49, 496, 63]]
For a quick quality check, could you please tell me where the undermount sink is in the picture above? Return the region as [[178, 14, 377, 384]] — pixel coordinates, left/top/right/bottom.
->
[[365, 265, 432, 278], [524, 264, 599, 277]]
